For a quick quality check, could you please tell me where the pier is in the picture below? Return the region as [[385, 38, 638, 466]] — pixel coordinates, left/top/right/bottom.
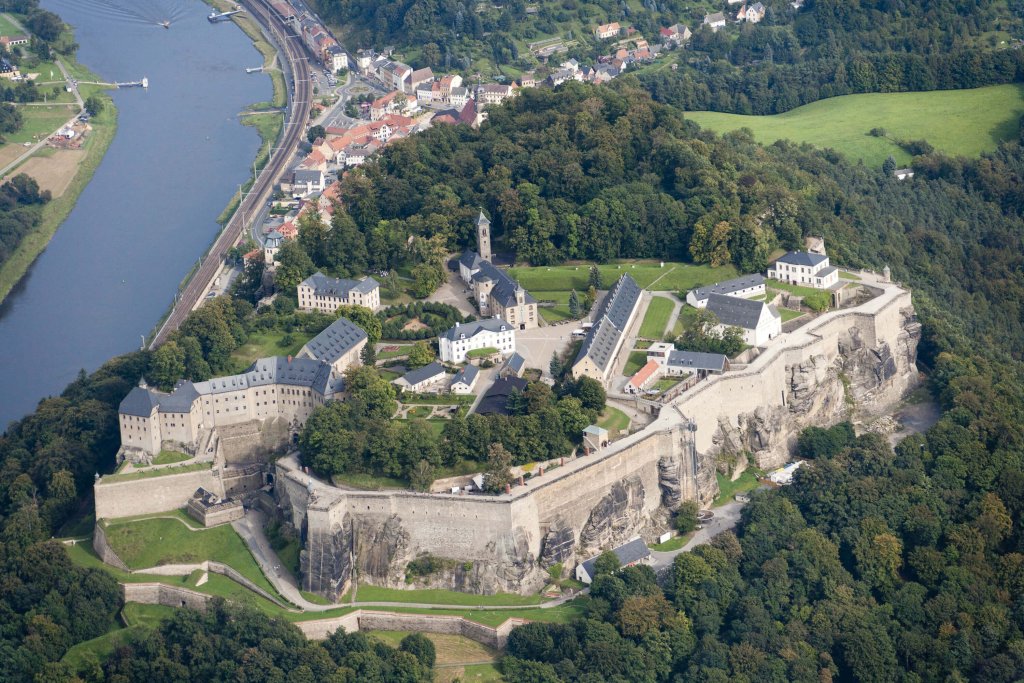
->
[[246, 66, 263, 73]]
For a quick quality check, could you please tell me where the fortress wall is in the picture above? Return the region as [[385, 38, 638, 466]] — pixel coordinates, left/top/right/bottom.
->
[[511, 427, 679, 556], [122, 583, 211, 611], [676, 289, 913, 454], [94, 468, 224, 519], [330, 491, 517, 561], [293, 610, 525, 648]]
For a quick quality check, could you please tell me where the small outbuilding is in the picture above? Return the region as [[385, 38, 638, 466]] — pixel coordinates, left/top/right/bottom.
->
[[576, 537, 651, 584]]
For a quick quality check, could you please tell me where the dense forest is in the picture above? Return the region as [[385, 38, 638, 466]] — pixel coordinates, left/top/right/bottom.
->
[[0, 78, 1023, 678], [0, 173, 50, 270]]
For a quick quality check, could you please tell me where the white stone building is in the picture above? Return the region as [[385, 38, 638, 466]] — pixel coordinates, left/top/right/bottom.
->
[[768, 251, 839, 289], [298, 272, 381, 312], [439, 317, 516, 363], [706, 293, 781, 347], [686, 274, 766, 308]]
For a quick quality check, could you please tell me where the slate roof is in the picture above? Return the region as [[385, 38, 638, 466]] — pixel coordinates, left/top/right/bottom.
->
[[300, 272, 379, 297], [159, 381, 200, 413], [397, 361, 447, 388], [775, 250, 828, 267], [688, 274, 765, 303], [817, 265, 839, 278], [440, 318, 511, 342], [473, 260, 537, 307], [119, 385, 161, 417], [476, 376, 529, 415], [667, 350, 728, 372], [459, 249, 485, 270], [706, 293, 778, 330], [580, 537, 650, 581], [573, 274, 642, 373], [293, 168, 324, 184], [451, 364, 479, 387], [502, 352, 526, 376], [300, 317, 367, 365]]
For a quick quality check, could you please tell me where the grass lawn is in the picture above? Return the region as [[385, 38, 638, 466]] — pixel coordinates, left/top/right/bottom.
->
[[121, 603, 178, 628], [508, 261, 738, 293], [356, 584, 545, 606], [378, 368, 402, 381], [466, 347, 499, 359], [366, 630, 500, 671], [102, 517, 279, 598], [597, 406, 630, 437], [229, 329, 316, 371], [332, 471, 408, 490], [686, 84, 1024, 166], [672, 306, 698, 338], [150, 450, 191, 466], [266, 520, 300, 575], [839, 270, 861, 280], [653, 377, 682, 392], [426, 419, 448, 437], [377, 344, 413, 360], [768, 280, 827, 298], [638, 296, 674, 339], [779, 308, 805, 323], [0, 13, 21, 34], [102, 462, 210, 483], [650, 533, 690, 552], [714, 470, 762, 506], [407, 405, 433, 419], [4, 104, 76, 144], [623, 351, 648, 375]]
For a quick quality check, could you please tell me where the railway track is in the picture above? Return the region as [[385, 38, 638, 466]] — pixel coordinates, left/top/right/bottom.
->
[[150, 0, 311, 348]]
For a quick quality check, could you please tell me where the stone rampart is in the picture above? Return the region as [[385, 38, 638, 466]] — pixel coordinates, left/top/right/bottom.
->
[[94, 468, 223, 519], [92, 523, 129, 571], [122, 583, 212, 611], [293, 609, 525, 648]]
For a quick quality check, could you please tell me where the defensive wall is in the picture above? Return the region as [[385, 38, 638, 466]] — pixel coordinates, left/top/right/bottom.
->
[[278, 277, 919, 597], [94, 467, 224, 519], [293, 610, 527, 648]]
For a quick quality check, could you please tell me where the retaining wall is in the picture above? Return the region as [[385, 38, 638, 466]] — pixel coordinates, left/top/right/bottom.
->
[[294, 609, 525, 648], [95, 468, 224, 519]]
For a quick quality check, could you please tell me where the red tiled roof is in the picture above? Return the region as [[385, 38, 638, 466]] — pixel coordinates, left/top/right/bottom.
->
[[629, 360, 661, 388]]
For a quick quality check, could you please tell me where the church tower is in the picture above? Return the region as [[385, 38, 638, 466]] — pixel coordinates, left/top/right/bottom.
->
[[476, 210, 492, 262]]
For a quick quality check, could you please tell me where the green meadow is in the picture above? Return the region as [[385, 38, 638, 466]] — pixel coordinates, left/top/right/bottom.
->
[[687, 85, 1024, 166]]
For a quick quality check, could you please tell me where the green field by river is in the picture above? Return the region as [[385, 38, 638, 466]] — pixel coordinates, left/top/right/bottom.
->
[[687, 85, 1024, 166]]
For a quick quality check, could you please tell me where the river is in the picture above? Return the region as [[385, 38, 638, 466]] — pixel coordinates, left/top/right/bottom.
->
[[0, 0, 271, 427]]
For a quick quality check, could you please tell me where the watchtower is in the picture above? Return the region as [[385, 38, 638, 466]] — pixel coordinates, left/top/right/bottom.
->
[[476, 210, 492, 262]]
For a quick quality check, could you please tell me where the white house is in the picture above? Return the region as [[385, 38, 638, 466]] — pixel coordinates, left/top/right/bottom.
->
[[449, 365, 480, 394], [298, 272, 381, 312], [439, 317, 515, 363], [393, 362, 448, 393], [593, 22, 620, 39], [703, 12, 727, 30], [686, 274, 766, 308], [767, 251, 839, 289], [706, 293, 781, 347], [768, 460, 805, 485]]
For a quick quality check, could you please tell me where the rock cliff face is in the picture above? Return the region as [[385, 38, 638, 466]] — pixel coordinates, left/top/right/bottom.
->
[[298, 508, 547, 597], [706, 309, 920, 471], [579, 476, 646, 551]]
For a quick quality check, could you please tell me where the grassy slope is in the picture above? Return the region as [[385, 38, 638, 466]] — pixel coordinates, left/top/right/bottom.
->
[[229, 329, 316, 371], [687, 84, 1024, 167], [102, 516, 280, 598], [598, 406, 630, 436], [638, 296, 674, 339]]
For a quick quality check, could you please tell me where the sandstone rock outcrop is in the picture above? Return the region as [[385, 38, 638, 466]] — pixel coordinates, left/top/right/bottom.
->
[[539, 521, 575, 568], [580, 476, 645, 551], [658, 455, 682, 509]]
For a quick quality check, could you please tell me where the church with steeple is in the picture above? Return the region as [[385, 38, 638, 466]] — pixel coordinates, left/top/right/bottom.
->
[[458, 211, 540, 329]]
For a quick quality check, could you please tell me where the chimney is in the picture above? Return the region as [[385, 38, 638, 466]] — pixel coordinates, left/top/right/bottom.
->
[[287, 355, 292, 364], [505, 483, 511, 494], [455, 322, 460, 328], [519, 475, 525, 486]]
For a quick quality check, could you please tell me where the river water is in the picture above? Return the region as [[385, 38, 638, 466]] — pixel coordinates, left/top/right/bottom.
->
[[0, 0, 271, 427]]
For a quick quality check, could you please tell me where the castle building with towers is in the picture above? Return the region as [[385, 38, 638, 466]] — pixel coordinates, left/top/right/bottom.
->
[[458, 211, 540, 329]]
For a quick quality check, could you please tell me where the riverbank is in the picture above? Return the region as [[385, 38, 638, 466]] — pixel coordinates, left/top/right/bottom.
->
[[0, 45, 117, 305], [205, 0, 286, 228]]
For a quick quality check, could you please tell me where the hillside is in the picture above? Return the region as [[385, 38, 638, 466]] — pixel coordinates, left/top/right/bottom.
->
[[1, 81, 1024, 680], [686, 84, 1024, 166]]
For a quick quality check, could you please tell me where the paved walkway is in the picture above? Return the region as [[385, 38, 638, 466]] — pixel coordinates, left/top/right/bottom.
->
[[650, 499, 746, 572]]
